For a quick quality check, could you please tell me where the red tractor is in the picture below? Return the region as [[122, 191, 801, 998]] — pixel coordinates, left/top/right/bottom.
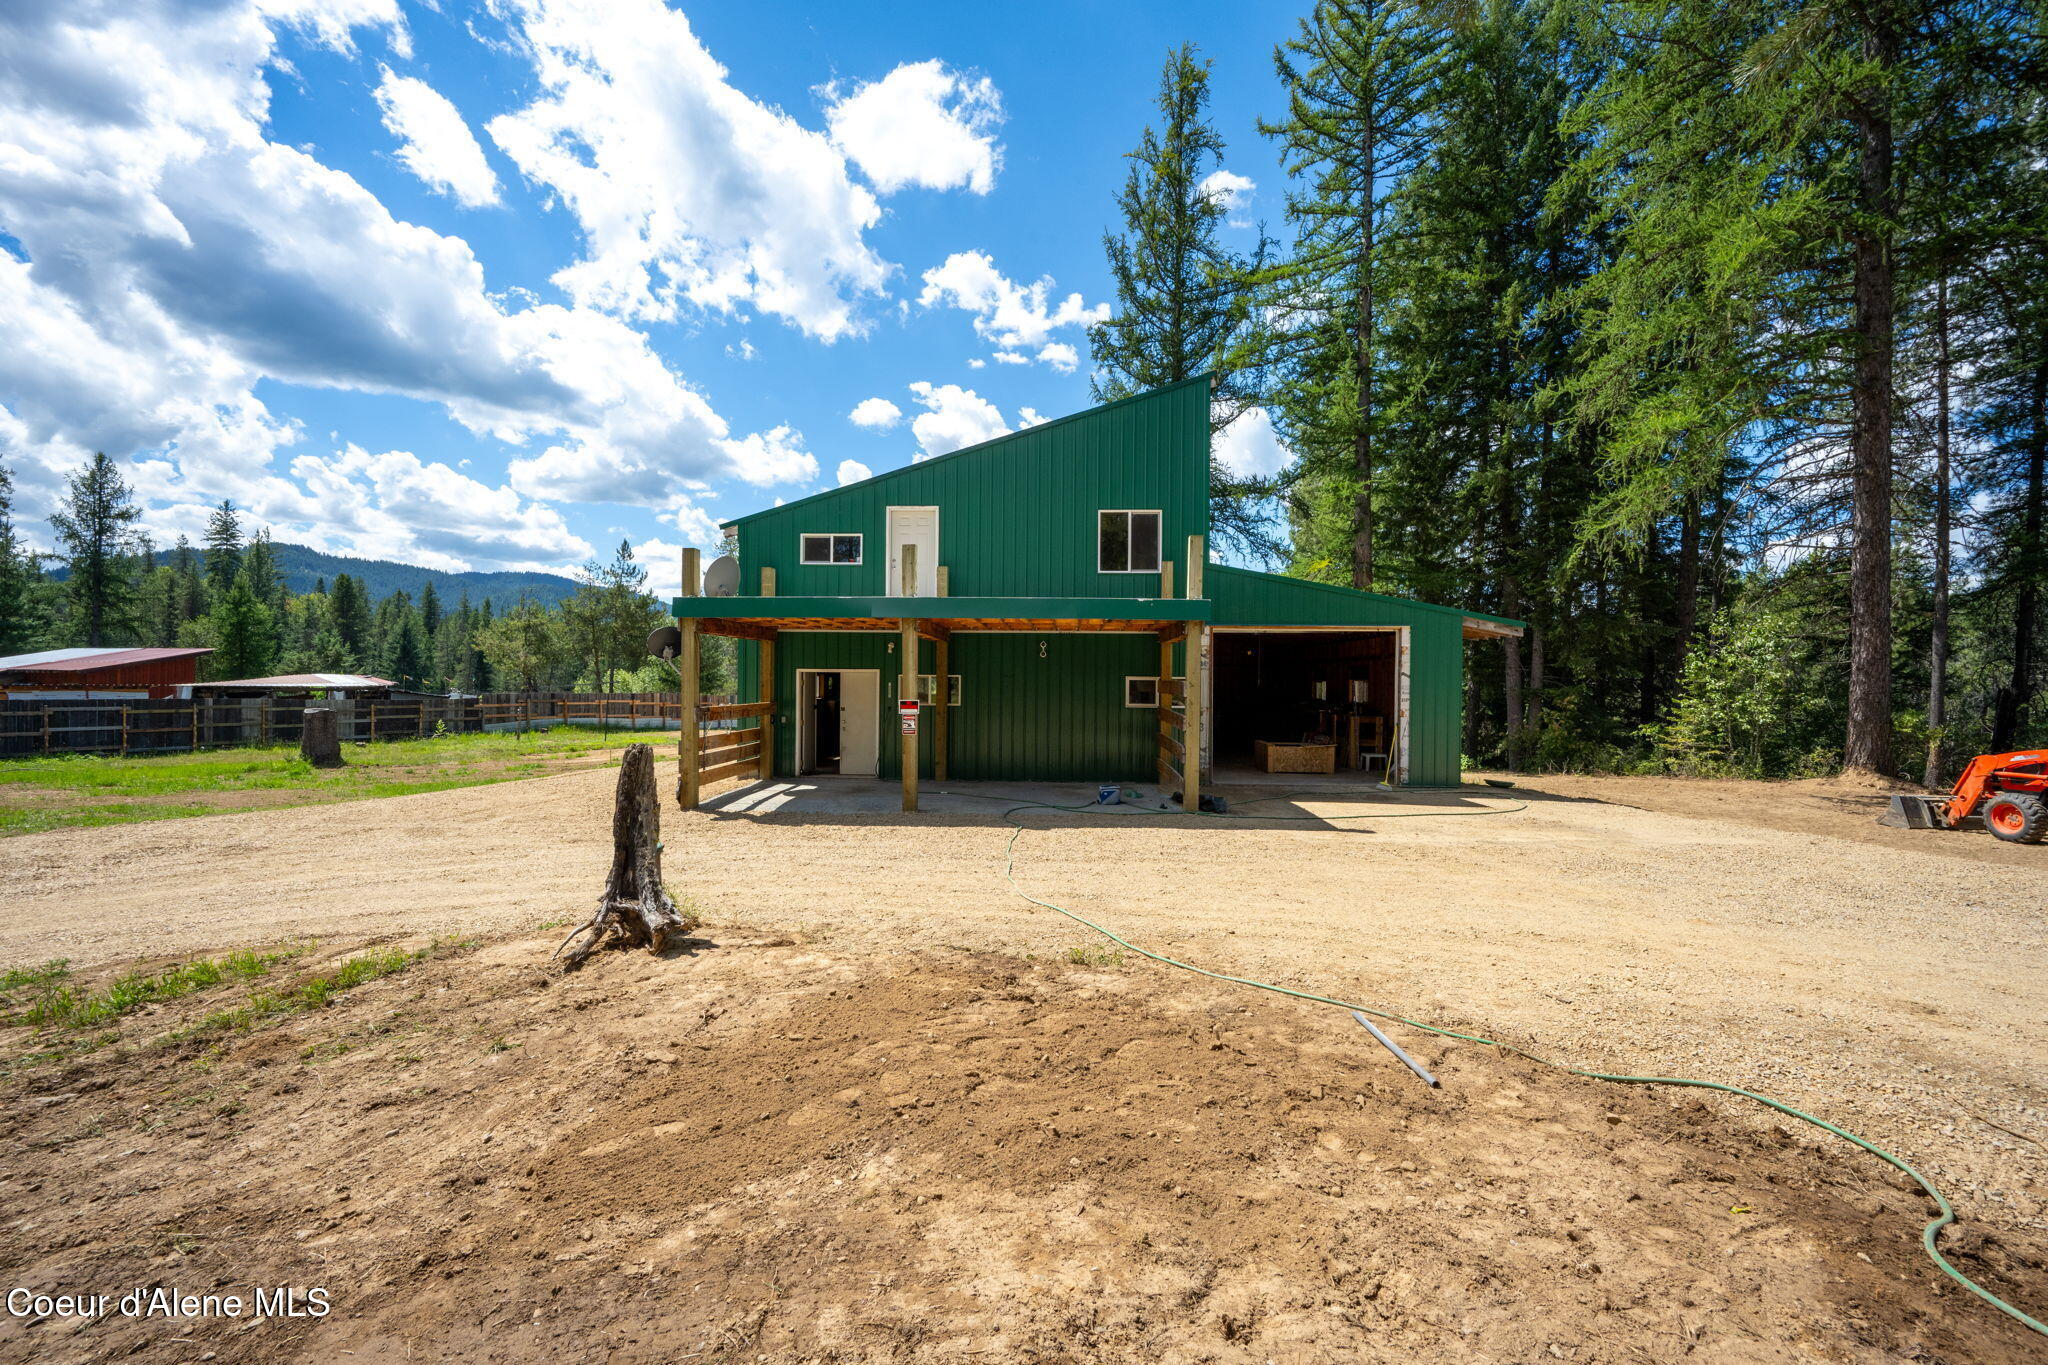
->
[[1883, 751, 2048, 843]]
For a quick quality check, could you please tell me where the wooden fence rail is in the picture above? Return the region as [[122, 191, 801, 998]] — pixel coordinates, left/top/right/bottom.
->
[[0, 691, 728, 759]]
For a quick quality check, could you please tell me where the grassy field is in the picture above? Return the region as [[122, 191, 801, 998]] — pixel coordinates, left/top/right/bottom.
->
[[0, 726, 659, 837]]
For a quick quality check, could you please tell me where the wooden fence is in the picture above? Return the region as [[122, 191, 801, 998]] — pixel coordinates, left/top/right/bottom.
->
[[0, 692, 732, 759]]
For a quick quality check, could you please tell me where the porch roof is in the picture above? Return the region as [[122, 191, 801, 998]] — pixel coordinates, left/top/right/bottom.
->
[[668, 595, 1208, 639]]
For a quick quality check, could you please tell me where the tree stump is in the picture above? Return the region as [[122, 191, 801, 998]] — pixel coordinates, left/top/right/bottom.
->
[[300, 707, 343, 768], [556, 743, 698, 968]]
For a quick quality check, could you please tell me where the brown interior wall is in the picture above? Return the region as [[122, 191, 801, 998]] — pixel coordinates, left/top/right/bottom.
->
[[1212, 632, 1395, 755]]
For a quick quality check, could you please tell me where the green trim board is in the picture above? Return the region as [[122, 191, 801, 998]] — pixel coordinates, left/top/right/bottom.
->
[[671, 595, 1210, 622]]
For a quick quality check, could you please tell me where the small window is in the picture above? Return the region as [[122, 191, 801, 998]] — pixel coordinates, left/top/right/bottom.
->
[[1349, 678, 1370, 704], [1124, 676, 1160, 709], [1098, 510, 1161, 573], [800, 533, 863, 565], [917, 674, 962, 706]]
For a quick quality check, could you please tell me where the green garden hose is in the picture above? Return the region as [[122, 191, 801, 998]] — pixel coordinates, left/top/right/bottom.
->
[[958, 788, 2046, 1341]]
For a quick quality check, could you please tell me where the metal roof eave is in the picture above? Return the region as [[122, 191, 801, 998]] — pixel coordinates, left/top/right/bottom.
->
[[670, 595, 1210, 622]]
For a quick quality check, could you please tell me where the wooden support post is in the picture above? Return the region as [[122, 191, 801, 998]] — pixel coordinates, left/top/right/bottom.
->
[[678, 546, 701, 809], [900, 617, 919, 812], [1185, 624, 1204, 812], [760, 565, 777, 597], [1160, 559, 1174, 601], [933, 631, 949, 783], [936, 564, 949, 598], [758, 632, 777, 780], [1184, 534, 1204, 599]]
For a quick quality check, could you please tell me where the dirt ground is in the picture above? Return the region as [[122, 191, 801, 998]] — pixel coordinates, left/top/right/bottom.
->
[[0, 767, 2044, 1358], [1, 929, 2044, 1363]]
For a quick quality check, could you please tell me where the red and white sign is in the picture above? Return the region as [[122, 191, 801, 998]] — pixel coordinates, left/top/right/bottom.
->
[[899, 699, 920, 734]]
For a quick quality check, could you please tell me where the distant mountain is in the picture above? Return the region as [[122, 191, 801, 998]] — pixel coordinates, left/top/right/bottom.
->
[[268, 543, 581, 609]]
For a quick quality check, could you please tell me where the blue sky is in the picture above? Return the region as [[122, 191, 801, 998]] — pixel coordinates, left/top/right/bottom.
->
[[0, 0, 1292, 597]]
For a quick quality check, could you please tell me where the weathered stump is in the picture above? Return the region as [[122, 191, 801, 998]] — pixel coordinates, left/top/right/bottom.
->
[[300, 707, 343, 768], [556, 743, 698, 968]]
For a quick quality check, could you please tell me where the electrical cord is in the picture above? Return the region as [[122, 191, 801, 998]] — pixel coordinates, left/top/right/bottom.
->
[[943, 785, 2046, 1341]]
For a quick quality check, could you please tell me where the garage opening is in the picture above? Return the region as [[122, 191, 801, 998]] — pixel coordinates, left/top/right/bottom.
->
[[1210, 629, 1405, 783]]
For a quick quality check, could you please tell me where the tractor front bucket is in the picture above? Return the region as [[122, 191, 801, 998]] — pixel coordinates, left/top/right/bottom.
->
[[1879, 794, 1945, 829]]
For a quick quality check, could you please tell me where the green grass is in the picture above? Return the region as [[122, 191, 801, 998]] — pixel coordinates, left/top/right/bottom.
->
[[174, 939, 475, 1042], [5, 945, 312, 1029], [0, 727, 654, 836]]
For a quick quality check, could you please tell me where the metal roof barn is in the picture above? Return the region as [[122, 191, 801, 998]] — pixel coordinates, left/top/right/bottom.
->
[[667, 377, 1523, 810], [0, 646, 213, 699]]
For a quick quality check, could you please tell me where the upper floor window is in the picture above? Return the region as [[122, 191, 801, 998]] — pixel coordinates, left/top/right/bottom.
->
[[800, 533, 863, 565], [1098, 510, 1161, 573]]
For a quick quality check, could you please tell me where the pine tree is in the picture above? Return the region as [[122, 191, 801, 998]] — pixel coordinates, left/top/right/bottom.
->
[[49, 452, 141, 646], [328, 573, 370, 663], [207, 570, 276, 680], [1092, 43, 1274, 556], [1257, 0, 1450, 588], [203, 500, 242, 598], [0, 460, 46, 653], [419, 581, 442, 638], [386, 610, 427, 689]]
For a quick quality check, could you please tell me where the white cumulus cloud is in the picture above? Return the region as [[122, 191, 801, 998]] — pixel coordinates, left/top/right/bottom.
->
[[1200, 168, 1255, 214], [906, 381, 1008, 460], [836, 459, 872, 486], [917, 250, 1107, 353], [373, 66, 500, 207], [848, 397, 902, 430], [1035, 341, 1078, 372], [822, 60, 1002, 196], [1214, 405, 1293, 480], [486, 0, 890, 340]]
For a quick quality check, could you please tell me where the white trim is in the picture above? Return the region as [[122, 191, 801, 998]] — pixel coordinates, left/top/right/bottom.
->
[[885, 505, 940, 596], [794, 667, 883, 776], [799, 532, 863, 565], [1096, 508, 1163, 573], [1123, 675, 1160, 709]]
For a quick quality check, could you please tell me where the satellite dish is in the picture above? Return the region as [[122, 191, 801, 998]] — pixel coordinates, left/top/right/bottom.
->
[[645, 623, 681, 660], [702, 554, 740, 597]]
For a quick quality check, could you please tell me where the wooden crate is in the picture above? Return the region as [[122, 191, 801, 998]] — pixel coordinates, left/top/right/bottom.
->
[[1254, 740, 1336, 774]]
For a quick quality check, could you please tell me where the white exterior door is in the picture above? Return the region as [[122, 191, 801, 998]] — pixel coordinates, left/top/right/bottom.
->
[[837, 669, 881, 776], [886, 506, 938, 596]]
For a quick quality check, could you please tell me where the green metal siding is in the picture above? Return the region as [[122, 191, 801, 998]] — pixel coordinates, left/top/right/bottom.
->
[[1206, 565, 1470, 787], [729, 375, 1211, 599], [745, 632, 1158, 783]]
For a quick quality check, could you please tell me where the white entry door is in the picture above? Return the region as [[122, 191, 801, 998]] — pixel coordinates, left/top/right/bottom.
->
[[837, 669, 881, 776], [886, 506, 938, 596]]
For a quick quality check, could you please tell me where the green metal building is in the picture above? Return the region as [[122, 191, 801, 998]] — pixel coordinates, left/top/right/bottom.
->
[[669, 375, 1521, 808]]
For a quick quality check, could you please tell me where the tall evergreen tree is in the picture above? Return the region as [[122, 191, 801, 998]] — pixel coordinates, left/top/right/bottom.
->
[[207, 569, 276, 679], [202, 499, 243, 598], [1092, 43, 1274, 556], [328, 573, 370, 662], [48, 452, 141, 646], [1257, 0, 1450, 588], [0, 461, 45, 654]]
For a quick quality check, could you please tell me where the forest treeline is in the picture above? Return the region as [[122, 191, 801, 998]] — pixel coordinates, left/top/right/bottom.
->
[[0, 462, 731, 697], [1093, 0, 2043, 780]]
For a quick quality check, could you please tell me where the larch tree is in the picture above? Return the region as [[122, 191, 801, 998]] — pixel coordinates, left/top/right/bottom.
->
[[1091, 42, 1275, 558]]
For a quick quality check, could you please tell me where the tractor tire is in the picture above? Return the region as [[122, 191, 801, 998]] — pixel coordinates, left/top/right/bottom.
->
[[1985, 792, 2047, 844]]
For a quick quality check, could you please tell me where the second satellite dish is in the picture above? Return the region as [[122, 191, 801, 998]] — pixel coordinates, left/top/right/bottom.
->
[[702, 554, 740, 597]]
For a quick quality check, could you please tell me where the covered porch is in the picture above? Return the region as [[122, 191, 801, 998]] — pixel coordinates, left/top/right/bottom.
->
[[668, 545, 1213, 814]]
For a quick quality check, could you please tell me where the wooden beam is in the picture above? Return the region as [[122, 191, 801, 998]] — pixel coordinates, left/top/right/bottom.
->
[[917, 618, 952, 642], [1184, 623, 1204, 812], [1184, 535, 1204, 599], [934, 631, 949, 783], [699, 757, 760, 786], [677, 547, 700, 809], [700, 700, 773, 721], [900, 617, 919, 812], [697, 620, 779, 642], [677, 618, 700, 809], [759, 631, 776, 780], [936, 564, 949, 597], [1160, 559, 1174, 601]]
